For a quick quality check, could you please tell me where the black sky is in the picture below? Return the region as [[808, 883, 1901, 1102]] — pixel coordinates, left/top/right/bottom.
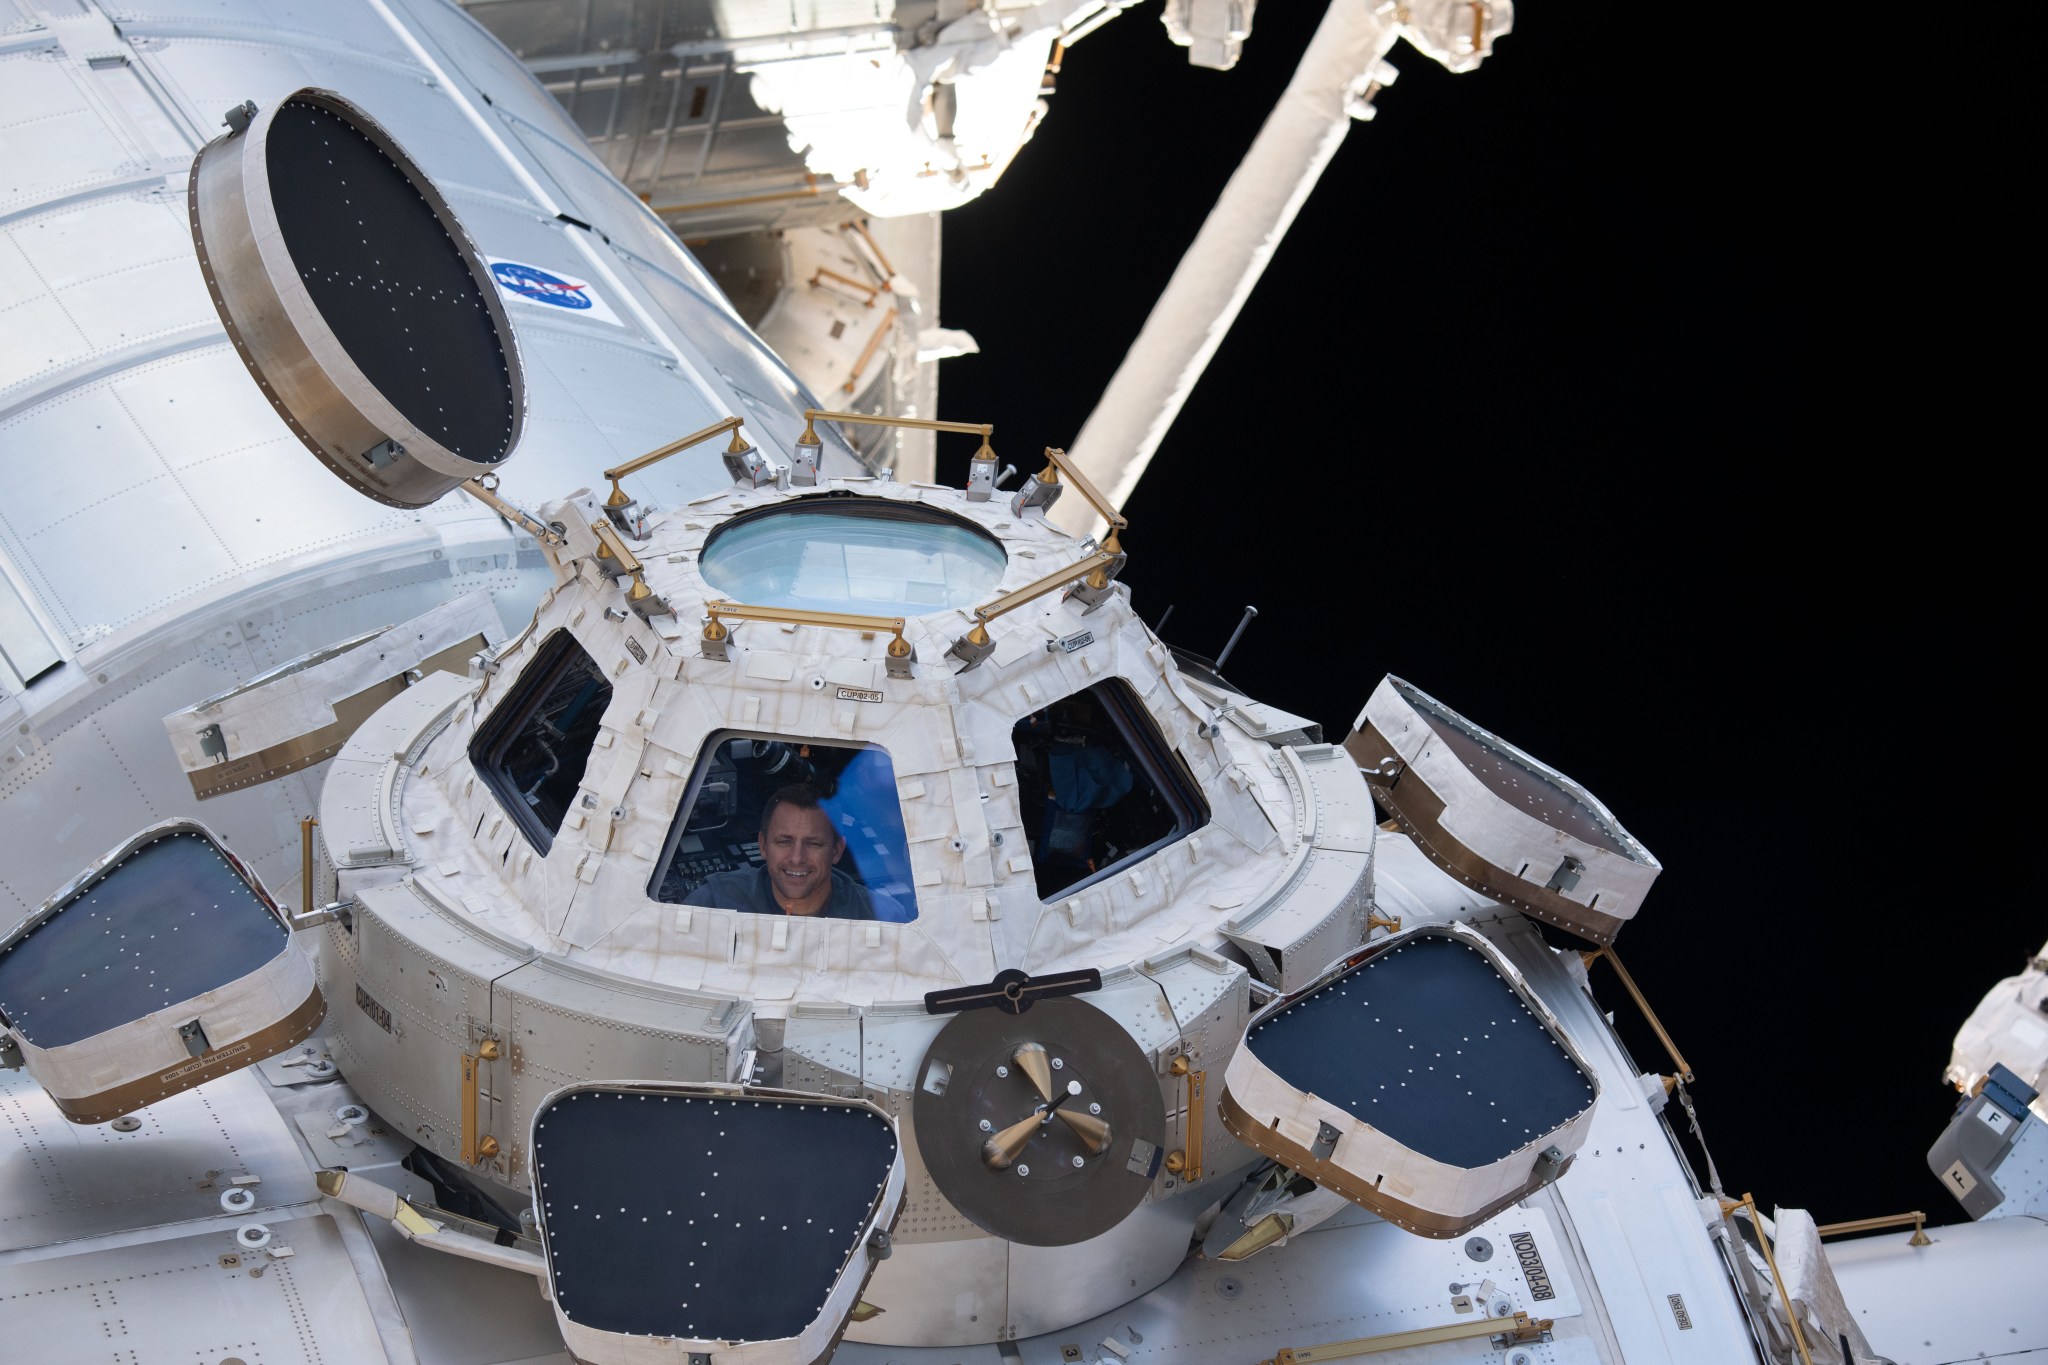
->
[[937, 4, 2025, 1230]]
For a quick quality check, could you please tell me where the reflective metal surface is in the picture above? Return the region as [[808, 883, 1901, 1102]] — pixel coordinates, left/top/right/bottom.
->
[[0, 1065, 316, 1255]]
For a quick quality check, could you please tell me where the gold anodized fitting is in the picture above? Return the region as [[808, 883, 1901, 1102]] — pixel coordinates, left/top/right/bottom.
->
[[887, 631, 912, 658], [702, 617, 730, 642], [627, 571, 653, 602]]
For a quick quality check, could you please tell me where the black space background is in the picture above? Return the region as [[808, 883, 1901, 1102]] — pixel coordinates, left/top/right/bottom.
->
[[932, 5, 2025, 1230]]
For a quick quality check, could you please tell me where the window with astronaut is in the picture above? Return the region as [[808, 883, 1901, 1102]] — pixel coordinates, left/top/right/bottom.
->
[[650, 735, 918, 922], [1013, 680, 1208, 901], [470, 630, 613, 854]]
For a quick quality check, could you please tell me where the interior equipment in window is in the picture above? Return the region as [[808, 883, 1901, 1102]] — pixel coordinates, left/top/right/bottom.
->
[[650, 734, 917, 921], [1013, 680, 1206, 901], [471, 632, 613, 854]]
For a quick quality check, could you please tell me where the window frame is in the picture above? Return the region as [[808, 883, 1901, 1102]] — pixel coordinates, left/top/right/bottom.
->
[[1016, 677, 1210, 903], [469, 629, 613, 856], [645, 728, 920, 918]]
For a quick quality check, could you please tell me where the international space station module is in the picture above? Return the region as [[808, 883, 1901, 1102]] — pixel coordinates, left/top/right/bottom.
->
[[1, 3, 2045, 1365]]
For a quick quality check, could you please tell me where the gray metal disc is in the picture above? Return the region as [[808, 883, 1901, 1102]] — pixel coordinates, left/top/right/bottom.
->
[[911, 997, 1167, 1247]]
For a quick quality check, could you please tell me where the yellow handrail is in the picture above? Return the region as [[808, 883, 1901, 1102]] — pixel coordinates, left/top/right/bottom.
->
[[1582, 947, 1693, 1083], [801, 407, 994, 462], [601, 416, 748, 508], [702, 600, 911, 661], [1815, 1211, 1931, 1246]]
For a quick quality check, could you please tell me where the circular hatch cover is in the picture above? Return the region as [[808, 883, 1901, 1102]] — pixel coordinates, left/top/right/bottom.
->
[[189, 89, 524, 508], [912, 997, 1167, 1247]]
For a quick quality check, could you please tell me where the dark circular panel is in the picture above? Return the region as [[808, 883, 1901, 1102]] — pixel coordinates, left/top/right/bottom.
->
[[912, 997, 1166, 1247], [264, 97, 513, 463], [189, 87, 526, 507]]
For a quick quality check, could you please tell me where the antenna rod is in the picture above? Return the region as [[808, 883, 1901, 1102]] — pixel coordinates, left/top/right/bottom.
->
[[1215, 605, 1259, 671]]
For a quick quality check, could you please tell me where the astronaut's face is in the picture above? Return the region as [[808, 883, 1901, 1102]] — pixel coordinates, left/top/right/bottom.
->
[[761, 803, 844, 912]]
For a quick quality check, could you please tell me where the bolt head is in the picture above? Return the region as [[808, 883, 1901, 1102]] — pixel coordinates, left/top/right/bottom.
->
[[1071, 1155, 1085, 1168], [1089, 1102, 1102, 1115], [1016, 1164, 1030, 1177], [979, 1119, 992, 1132], [1051, 1057, 1065, 1070], [996, 1065, 1009, 1078]]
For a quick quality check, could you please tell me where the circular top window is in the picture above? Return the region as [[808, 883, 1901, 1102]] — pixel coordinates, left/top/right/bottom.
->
[[701, 499, 1006, 616]]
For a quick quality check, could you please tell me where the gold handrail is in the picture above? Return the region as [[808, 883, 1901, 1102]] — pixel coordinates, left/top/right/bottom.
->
[[703, 600, 912, 661], [843, 219, 896, 278], [956, 550, 1119, 648], [1815, 1211, 1931, 1246], [590, 520, 662, 613], [811, 266, 879, 305], [842, 307, 898, 394], [1264, 1310, 1551, 1363], [1724, 1194, 1814, 1365], [1038, 446, 1127, 534], [1582, 947, 1694, 1083], [300, 816, 317, 918], [801, 407, 994, 463], [601, 416, 748, 508]]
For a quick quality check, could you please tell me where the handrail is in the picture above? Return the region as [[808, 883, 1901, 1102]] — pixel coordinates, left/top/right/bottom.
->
[[842, 307, 898, 394], [956, 550, 1119, 648], [1815, 1210, 1931, 1246], [1038, 446, 1127, 533], [801, 407, 994, 463], [1724, 1194, 1815, 1365], [1582, 947, 1694, 1083], [702, 600, 912, 661], [590, 520, 663, 614], [601, 416, 748, 508], [1263, 1310, 1551, 1362]]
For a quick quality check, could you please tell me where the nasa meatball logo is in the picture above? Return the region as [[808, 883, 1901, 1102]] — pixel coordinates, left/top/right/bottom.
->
[[486, 257, 622, 326], [491, 260, 590, 309]]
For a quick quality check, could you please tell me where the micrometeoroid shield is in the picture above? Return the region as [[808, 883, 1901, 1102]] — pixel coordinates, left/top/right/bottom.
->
[[529, 1083, 906, 1363], [0, 820, 324, 1124], [188, 88, 526, 508]]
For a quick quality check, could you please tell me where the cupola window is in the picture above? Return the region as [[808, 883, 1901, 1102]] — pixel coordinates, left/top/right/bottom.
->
[[1013, 680, 1206, 901], [651, 735, 918, 922], [470, 631, 613, 854]]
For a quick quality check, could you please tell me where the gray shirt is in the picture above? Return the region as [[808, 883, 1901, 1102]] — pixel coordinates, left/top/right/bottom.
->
[[682, 865, 901, 921]]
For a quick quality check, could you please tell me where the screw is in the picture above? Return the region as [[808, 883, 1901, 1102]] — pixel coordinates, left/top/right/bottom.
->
[[1089, 1102, 1102, 1115], [996, 1065, 1009, 1078], [1052, 1058, 1064, 1070], [979, 1119, 993, 1132], [1071, 1155, 1085, 1168], [1017, 1164, 1030, 1177]]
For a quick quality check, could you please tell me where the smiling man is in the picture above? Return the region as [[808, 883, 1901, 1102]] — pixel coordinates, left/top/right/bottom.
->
[[683, 784, 901, 920]]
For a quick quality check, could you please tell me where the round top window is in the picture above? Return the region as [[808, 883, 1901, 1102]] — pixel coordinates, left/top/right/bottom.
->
[[700, 499, 1007, 616]]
